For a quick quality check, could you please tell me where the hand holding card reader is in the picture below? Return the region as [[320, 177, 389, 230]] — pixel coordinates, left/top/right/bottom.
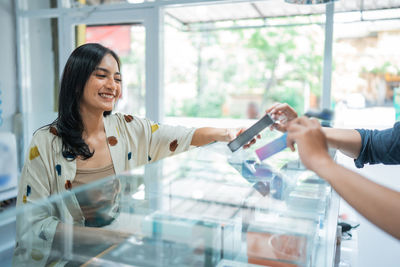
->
[[227, 114, 274, 152]]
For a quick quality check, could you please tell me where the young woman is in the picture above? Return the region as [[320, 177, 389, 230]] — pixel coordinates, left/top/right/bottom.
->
[[13, 43, 241, 266]]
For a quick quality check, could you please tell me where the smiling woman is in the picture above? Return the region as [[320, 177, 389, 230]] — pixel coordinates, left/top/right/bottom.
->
[[81, 63, 122, 113], [13, 43, 244, 266]]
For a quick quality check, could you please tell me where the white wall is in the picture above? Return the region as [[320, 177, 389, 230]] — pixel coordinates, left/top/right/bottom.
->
[[0, 0, 56, 167], [19, 16, 57, 166], [0, 0, 17, 133], [337, 153, 400, 267]]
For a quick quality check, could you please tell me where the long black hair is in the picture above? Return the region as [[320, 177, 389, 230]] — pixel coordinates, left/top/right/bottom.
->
[[53, 43, 121, 160]]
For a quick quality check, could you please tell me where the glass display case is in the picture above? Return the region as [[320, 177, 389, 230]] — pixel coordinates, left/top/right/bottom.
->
[[0, 142, 339, 267]]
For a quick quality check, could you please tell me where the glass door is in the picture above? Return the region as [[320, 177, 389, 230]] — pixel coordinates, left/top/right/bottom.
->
[[59, 7, 164, 121]]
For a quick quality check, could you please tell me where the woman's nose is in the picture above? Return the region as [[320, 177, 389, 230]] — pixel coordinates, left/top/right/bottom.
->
[[108, 80, 117, 90], [106, 77, 118, 90]]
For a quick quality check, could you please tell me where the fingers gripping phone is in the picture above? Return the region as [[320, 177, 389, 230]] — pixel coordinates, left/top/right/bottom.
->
[[227, 114, 274, 152]]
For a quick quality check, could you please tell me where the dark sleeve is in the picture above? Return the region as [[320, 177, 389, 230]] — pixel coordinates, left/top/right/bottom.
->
[[354, 122, 400, 168]]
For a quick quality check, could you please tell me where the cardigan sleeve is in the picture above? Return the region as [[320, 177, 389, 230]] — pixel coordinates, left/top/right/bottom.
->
[[114, 113, 195, 165], [13, 133, 60, 266], [147, 119, 196, 163], [354, 122, 400, 168]]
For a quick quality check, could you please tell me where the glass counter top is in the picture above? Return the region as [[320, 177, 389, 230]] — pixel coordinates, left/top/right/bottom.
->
[[0, 141, 339, 267]]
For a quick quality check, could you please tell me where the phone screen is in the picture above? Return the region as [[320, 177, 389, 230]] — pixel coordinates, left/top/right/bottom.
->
[[227, 114, 274, 152]]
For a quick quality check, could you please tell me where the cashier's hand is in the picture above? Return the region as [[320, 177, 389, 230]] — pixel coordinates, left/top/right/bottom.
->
[[286, 117, 334, 172], [266, 103, 298, 132]]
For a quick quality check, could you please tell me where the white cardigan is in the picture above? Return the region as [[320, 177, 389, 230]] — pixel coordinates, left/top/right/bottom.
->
[[13, 113, 195, 266]]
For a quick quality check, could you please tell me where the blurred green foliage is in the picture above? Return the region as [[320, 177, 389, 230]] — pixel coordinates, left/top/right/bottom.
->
[[167, 23, 323, 118], [361, 61, 399, 75], [180, 91, 226, 118]]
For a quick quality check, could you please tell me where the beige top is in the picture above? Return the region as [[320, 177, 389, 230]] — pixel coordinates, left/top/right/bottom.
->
[[73, 164, 120, 227], [73, 163, 115, 187]]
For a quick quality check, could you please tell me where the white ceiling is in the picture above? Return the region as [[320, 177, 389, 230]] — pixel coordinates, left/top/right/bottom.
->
[[165, 0, 400, 25]]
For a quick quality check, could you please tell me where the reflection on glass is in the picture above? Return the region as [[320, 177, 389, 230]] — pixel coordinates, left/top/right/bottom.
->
[[74, 177, 121, 227], [11, 143, 334, 266], [238, 159, 286, 199]]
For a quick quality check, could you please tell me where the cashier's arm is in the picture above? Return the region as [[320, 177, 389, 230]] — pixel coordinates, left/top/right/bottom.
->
[[287, 117, 400, 240], [322, 128, 362, 159]]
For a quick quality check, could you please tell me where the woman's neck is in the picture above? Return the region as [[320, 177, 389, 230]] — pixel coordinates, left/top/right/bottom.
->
[[80, 108, 105, 138]]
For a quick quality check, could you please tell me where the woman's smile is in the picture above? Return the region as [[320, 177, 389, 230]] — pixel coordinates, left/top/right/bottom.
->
[[99, 92, 116, 100]]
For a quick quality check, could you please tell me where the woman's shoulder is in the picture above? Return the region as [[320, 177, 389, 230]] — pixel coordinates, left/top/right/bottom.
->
[[31, 125, 61, 148], [33, 125, 59, 139], [106, 112, 149, 126]]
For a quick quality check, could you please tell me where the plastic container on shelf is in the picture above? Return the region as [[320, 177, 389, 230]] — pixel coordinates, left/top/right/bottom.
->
[[0, 132, 18, 193], [246, 215, 317, 267]]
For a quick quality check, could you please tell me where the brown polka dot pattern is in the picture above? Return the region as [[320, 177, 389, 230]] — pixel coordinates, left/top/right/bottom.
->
[[108, 136, 118, 146], [124, 114, 134, 122], [65, 180, 72, 190], [169, 139, 178, 152], [49, 126, 58, 136]]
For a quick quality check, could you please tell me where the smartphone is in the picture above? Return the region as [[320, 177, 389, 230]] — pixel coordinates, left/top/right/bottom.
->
[[227, 113, 274, 152], [255, 133, 288, 161]]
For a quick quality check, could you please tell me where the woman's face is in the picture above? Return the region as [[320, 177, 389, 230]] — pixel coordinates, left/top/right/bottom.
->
[[81, 53, 122, 114]]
